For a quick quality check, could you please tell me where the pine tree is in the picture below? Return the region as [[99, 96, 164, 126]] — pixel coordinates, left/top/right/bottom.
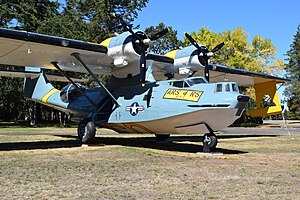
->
[[145, 23, 183, 54], [284, 25, 300, 116]]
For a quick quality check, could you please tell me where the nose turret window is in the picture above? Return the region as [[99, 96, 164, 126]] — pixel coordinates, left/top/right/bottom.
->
[[232, 83, 238, 92], [216, 83, 238, 92], [225, 83, 230, 92]]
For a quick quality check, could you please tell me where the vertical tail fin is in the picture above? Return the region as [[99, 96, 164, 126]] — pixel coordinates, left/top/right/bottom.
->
[[247, 81, 282, 117], [23, 67, 68, 110], [23, 67, 42, 98]]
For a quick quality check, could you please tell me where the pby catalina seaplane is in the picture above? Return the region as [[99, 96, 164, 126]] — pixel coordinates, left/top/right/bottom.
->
[[0, 19, 288, 152]]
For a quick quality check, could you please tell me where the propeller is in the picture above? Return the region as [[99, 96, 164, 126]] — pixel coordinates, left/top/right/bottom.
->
[[184, 32, 224, 82], [119, 17, 169, 86]]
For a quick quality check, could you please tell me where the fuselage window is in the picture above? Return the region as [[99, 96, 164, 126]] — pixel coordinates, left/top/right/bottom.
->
[[225, 83, 230, 92], [216, 84, 222, 92]]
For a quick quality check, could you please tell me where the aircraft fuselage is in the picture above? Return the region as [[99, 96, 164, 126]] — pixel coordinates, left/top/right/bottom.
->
[[94, 76, 248, 135]]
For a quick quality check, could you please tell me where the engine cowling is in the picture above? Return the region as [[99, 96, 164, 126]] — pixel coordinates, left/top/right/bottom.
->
[[101, 31, 148, 68], [164, 46, 207, 75]]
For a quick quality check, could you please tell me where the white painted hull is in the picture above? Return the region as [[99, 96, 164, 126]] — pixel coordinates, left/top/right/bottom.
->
[[104, 108, 240, 134]]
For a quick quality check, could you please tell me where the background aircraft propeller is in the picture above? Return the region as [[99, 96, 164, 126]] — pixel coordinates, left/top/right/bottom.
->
[[184, 32, 224, 82], [119, 17, 169, 86]]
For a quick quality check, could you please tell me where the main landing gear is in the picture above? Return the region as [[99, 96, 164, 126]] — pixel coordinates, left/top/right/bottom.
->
[[202, 132, 218, 153], [77, 119, 96, 144]]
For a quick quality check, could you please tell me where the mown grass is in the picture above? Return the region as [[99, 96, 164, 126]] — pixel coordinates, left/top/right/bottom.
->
[[0, 127, 299, 199]]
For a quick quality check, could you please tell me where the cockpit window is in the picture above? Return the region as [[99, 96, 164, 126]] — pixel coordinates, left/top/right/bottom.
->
[[172, 81, 184, 88], [171, 81, 190, 88], [216, 84, 222, 92], [184, 82, 189, 87], [186, 78, 206, 86]]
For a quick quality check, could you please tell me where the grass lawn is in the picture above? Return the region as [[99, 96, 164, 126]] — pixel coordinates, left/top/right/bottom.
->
[[0, 127, 299, 199]]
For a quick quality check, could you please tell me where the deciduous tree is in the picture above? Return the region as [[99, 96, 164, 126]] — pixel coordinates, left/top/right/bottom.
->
[[183, 27, 284, 74]]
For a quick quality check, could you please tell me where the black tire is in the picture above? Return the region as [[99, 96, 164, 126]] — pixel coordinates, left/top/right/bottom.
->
[[155, 134, 170, 141], [202, 133, 218, 149], [77, 120, 96, 144]]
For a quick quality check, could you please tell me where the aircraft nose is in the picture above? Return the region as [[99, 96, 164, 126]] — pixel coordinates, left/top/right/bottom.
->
[[237, 95, 250, 102]]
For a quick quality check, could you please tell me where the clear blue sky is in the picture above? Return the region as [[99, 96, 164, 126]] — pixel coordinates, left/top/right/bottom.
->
[[133, 0, 299, 61]]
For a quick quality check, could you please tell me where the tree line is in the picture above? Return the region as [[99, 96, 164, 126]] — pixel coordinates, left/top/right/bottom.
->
[[0, 0, 298, 124]]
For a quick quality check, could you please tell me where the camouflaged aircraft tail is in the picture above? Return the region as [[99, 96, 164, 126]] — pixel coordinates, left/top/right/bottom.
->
[[23, 67, 68, 110]]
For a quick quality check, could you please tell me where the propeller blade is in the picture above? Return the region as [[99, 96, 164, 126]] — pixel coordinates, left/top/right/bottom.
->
[[211, 42, 224, 53], [140, 51, 147, 86], [197, 56, 206, 67], [184, 32, 201, 50], [119, 18, 141, 40], [149, 28, 169, 41]]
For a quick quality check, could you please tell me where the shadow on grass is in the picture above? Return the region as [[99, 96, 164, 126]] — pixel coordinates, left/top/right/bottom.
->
[[0, 134, 279, 154], [0, 140, 81, 151]]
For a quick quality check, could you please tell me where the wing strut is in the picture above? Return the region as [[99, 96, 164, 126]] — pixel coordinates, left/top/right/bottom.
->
[[51, 62, 98, 109], [71, 52, 120, 108]]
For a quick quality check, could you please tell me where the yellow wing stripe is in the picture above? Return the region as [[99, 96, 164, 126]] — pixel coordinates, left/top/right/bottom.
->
[[164, 50, 178, 59], [100, 37, 112, 48], [42, 88, 59, 103]]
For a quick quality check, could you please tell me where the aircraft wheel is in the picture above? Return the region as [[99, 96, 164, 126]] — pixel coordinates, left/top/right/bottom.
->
[[78, 120, 96, 144], [155, 134, 170, 141], [202, 133, 218, 149]]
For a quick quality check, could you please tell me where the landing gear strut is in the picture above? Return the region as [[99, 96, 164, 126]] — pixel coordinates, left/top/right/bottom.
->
[[202, 133, 218, 153], [77, 119, 96, 144]]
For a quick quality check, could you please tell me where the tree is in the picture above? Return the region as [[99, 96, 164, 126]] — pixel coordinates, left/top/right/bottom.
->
[[0, 0, 59, 31], [183, 27, 284, 74], [145, 23, 183, 54], [38, 0, 149, 42], [0, 1, 61, 122], [284, 25, 300, 117]]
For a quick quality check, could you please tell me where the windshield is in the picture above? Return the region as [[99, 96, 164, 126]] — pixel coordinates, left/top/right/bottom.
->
[[186, 78, 206, 87]]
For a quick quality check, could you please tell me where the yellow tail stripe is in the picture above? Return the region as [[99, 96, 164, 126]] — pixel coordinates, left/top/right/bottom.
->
[[42, 88, 59, 103]]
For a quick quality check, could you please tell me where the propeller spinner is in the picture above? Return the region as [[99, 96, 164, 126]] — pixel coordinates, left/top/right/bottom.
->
[[184, 32, 224, 82], [119, 18, 169, 86]]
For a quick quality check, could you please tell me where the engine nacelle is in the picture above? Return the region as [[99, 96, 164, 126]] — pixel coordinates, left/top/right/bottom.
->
[[174, 46, 206, 69], [164, 46, 207, 74], [101, 30, 148, 68]]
